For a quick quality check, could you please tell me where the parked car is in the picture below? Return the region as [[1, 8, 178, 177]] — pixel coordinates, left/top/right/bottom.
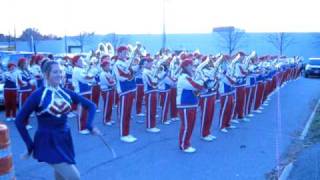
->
[[304, 58, 320, 78]]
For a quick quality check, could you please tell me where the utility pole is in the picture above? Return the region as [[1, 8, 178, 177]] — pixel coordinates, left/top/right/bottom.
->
[[8, 31, 11, 48], [64, 32, 68, 54], [14, 25, 17, 50], [162, 0, 167, 50]]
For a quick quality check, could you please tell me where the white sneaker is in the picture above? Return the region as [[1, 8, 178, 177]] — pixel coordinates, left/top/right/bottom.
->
[[5, 118, 11, 122], [67, 113, 75, 118], [96, 109, 101, 113], [202, 135, 216, 142], [11, 118, 15, 121], [242, 118, 250, 122], [183, 147, 196, 153], [171, 117, 179, 121], [128, 134, 137, 139], [146, 127, 161, 133], [248, 114, 254, 117], [221, 128, 228, 133], [79, 129, 90, 135], [26, 125, 33, 130], [155, 114, 159, 118], [263, 103, 269, 106], [259, 107, 264, 110], [137, 113, 145, 117], [120, 135, 137, 143], [255, 110, 262, 113], [229, 125, 237, 129], [105, 121, 113, 126], [231, 119, 240, 124], [163, 120, 171, 125]]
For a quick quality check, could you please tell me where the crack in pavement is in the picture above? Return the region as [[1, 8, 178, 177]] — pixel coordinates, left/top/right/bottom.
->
[[83, 137, 176, 176]]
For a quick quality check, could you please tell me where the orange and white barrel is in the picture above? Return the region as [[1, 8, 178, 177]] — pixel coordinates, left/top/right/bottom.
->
[[0, 123, 15, 180]]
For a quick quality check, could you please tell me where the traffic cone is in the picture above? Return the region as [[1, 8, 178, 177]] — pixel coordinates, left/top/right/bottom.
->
[[0, 123, 15, 180]]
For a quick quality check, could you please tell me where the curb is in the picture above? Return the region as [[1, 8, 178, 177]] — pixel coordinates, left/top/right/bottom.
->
[[299, 99, 320, 140], [279, 163, 293, 180], [279, 98, 320, 180]]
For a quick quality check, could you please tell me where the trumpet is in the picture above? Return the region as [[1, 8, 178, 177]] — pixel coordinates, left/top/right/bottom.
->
[[228, 54, 241, 77], [151, 60, 168, 82], [194, 56, 220, 91]]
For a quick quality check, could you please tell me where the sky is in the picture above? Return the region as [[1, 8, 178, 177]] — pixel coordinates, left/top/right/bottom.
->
[[1, 0, 319, 36]]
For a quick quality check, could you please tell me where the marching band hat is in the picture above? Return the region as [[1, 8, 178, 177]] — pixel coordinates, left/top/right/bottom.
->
[[36, 54, 44, 64], [18, 57, 27, 66], [71, 55, 81, 65], [7, 62, 16, 69], [117, 46, 128, 53], [180, 58, 193, 68]]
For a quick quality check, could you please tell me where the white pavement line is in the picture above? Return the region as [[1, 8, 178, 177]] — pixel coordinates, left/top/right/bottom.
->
[[299, 98, 320, 140], [279, 98, 320, 180]]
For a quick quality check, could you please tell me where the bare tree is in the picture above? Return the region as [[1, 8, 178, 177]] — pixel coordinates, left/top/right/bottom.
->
[[68, 32, 95, 53], [104, 33, 130, 50], [78, 32, 95, 52], [19, 28, 42, 52], [213, 26, 245, 55], [267, 32, 294, 56]]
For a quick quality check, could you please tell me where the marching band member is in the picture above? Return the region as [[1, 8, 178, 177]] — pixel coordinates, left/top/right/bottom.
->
[[169, 56, 181, 122], [245, 55, 259, 117], [232, 52, 250, 122], [243, 52, 258, 117], [113, 46, 137, 143], [177, 58, 204, 153], [17, 57, 34, 129], [88, 57, 101, 111], [197, 56, 219, 141], [253, 57, 266, 113], [135, 57, 145, 117], [63, 56, 78, 117], [156, 55, 166, 109], [29, 55, 37, 91], [269, 56, 279, 94], [218, 56, 237, 132], [3, 63, 18, 121], [261, 58, 274, 106], [63, 56, 73, 90], [111, 55, 120, 107], [158, 59, 174, 125], [72, 55, 95, 134], [30, 55, 44, 89], [15, 60, 99, 180], [141, 57, 161, 133], [100, 57, 116, 126]]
